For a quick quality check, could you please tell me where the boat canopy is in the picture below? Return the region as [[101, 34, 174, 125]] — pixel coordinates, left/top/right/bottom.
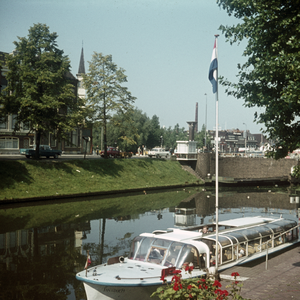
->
[[197, 219, 297, 247]]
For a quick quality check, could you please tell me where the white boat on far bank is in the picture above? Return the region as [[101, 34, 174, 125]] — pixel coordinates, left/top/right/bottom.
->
[[76, 216, 299, 300]]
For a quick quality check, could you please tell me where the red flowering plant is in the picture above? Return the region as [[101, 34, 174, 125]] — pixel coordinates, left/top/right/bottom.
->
[[151, 267, 250, 300], [225, 272, 246, 300]]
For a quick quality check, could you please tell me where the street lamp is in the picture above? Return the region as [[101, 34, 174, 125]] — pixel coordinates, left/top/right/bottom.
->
[[243, 123, 247, 156]]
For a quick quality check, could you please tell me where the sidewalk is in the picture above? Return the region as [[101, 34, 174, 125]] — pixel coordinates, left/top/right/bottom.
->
[[220, 242, 300, 299]]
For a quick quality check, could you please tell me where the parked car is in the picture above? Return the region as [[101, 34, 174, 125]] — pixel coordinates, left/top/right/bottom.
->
[[99, 147, 120, 158], [20, 145, 62, 159], [148, 147, 170, 158]]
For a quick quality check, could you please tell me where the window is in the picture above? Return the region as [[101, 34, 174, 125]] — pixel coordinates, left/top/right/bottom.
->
[[0, 116, 8, 129], [66, 129, 79, 147], [11, 114, 17, 130], [176, 244, 199, 269], [22, 121, 29, 131], [0, 137, 19, 149], [134, 237, 154, 261], [50, 133, 56, 147]]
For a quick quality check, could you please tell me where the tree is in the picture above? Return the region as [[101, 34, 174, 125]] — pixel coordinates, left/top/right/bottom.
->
[[217, 0, 300, 159], [0, 23, 83, 158], [147, 115, 162, 149], [162, 123, 188, 151], [83, 53, 136, 158], [106, 108, 151, 152]]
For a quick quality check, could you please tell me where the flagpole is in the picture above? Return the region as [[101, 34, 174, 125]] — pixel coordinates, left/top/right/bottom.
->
[[214, 34, 219, 274], [208, 34, 220, 275]]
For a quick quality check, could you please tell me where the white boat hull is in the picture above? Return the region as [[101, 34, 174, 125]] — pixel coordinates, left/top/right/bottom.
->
[[83, 282, 158, 300]]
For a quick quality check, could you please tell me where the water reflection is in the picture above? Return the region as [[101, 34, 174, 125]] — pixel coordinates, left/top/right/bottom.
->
[[0, 186, 299, 300]]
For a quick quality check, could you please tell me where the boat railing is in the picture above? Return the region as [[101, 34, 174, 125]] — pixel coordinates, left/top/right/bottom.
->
[[254, 223, 300, 270]]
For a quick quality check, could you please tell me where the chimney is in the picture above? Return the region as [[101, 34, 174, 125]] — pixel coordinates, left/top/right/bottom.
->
[[187, 121, 197, 141]]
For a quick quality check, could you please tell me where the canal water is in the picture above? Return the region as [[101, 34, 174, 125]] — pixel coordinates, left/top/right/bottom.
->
[[0, 185, 299, 300]]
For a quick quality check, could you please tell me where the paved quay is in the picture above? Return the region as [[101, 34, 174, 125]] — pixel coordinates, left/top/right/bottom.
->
[[220, 242, 300, 299]]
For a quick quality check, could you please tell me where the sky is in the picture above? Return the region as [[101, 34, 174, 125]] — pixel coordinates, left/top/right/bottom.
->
[[0, 0, 265, 133]]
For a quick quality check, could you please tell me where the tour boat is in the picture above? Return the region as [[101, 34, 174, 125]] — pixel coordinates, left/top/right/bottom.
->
[[76, 216, 299, 300]]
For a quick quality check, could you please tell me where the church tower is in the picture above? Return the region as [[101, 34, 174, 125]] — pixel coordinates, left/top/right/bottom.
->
[[77, 46, 86, 99]]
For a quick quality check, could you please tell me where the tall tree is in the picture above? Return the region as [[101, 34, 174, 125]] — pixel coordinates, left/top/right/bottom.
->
[[0, 23, 83, 158], [217, 0, 300, 159], [147, 115, 162, 149], [83, 53, 136, 158]]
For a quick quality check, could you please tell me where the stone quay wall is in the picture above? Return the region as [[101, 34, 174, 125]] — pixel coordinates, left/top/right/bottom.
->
[[195, 153, 299, 180]]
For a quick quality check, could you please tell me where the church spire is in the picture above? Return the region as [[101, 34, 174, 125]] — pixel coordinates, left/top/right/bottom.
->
[[78, 46, 85, 75]]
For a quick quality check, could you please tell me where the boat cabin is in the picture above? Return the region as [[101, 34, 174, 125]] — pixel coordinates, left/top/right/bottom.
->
[[129, 217, 298, 270]]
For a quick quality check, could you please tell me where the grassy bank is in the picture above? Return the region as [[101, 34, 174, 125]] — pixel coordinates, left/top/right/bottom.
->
[[0, 158, 202, 201]]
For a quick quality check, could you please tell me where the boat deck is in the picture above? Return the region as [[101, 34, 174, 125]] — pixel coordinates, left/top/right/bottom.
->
[[220, 242, 300, 299]]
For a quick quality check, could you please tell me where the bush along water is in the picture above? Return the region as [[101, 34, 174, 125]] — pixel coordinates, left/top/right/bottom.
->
[[151, 264, 250, 300]]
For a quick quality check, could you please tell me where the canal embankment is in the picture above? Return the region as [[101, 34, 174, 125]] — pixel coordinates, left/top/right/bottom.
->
[[0, 158, 203, 203], [195, 153, 299, 186]]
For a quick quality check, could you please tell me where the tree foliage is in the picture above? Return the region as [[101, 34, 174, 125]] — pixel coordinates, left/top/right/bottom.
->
[[99, 108, 191, 153], [83, 53, 136, 158], [217, 0, 300, 159], [0, 23, 83, 157]]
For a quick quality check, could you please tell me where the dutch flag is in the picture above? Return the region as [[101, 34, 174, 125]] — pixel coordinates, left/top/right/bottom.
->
[[208, 39, 218, 94]]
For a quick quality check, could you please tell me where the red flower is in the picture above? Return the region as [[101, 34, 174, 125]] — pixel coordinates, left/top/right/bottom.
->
[[222, 290, 229, 296], [214, 289, 222, 294], [174, 269, 182, 274], [185, 265, 190, 271], [189, 266, 194, 272], [187, 284, 193, 290], [173, 282, 179, 291], [200, 278, 206, 282], [235, 281, 239, 284], [231, 272, 240, 277], [189, 294, 193, 298], [213, 280, 222, 288], [198, 284, 202, 289], [160, 275, 165, 282]]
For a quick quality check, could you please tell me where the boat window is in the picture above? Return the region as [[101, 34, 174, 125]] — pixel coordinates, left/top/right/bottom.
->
[[233, 244, 246, 260], [176, 244, 199, 269], [289, 228, 298, 241], [237, 243, 246, 258], [201, 239, 214, 254], [266, 223, 284, 234], [236, 229, 260, 240], [147, 246, 166, 264], [164, 242, 183, 267], [129, 236, 143, 259], [272, 219, 297, 231], [274, 234, 285, 247], [261, 236, 272, 250], [248, 239, 261, 254], [206, 235, 232, 246], [286, 230, 293, 241], [224, 231, 247, 243], [253, 225, 273, 236], [220, 245, 232, 264], [152, 239, 172, 248], [134, 237, 154, 261]]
